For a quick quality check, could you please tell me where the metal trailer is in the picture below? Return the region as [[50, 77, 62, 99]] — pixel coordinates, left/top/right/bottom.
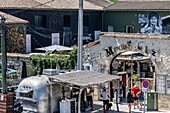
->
[[15, 75, 71, 113]]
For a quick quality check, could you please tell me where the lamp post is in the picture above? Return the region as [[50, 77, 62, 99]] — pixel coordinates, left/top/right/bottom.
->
[[77, 1, 83, 113], [77, 0, 83, 70], [1, 15, 7, 94]]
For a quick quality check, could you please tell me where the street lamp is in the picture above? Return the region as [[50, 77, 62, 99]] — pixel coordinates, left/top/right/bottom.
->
[[0, 15, 7, 94]]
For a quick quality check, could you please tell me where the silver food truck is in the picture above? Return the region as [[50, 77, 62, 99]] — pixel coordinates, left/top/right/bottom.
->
[[15, 69, 71, 113]]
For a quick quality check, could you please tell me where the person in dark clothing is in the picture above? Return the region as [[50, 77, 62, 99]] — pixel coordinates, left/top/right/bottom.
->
[[86, 87, 94, 110], [126, 88, 134, 113]]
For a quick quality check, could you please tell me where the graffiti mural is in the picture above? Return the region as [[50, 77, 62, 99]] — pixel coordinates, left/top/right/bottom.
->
[[7, 26, 26, 53], [138, 12, 162, 34], [49, 14, 61, 30]]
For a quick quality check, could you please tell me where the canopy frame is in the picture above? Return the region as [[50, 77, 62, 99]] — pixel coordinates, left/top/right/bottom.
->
[[48, 70, 120, 113]]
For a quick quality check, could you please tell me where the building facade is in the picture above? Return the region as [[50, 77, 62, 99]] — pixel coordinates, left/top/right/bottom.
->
[[0, 0, 104, 51], [104, 1, 170, 34]]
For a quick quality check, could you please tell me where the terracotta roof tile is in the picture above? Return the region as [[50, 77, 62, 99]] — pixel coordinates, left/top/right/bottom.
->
[[0, 12, 29, 24], [106, 1, 170, 11], [85, 0, 112, 8], [84, 40, 100, 48], [0, 0, 103, 10], [0, 0, 50, 9]]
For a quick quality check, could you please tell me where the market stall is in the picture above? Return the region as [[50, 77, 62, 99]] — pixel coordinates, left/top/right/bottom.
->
[[49, 70, 120, 113], [110, 51, 155, 97]]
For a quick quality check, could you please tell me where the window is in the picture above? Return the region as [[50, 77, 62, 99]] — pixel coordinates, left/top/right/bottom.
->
[[35, 15, 46, 27], [125, 25, 134, 33], [108, 25, 114, 32], [20, 90, 33, 98], [83, 15, 89, 27], [63, 15, 71, 27], [86, 66, 90, 70]]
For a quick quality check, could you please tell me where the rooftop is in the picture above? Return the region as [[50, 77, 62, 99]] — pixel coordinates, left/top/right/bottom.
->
[[106, 1, 170, 11], [85, 0, 113, 8], [100, 32, 170, 40], [0, 11, 29, 24], [0, 0, 103, 10]]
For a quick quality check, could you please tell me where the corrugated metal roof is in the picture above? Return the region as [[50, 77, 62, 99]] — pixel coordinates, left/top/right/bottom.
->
[[49, 70, 120, 87], [106, 1, 170, 11], [0, 0, 103, 10], [0, 12, 29, 24]]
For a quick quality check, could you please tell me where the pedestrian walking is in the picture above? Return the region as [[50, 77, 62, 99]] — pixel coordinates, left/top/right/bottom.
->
[[126, 88, 134, 113], [101, 88, 109, 113], [137, 90, 144, 111], [131, 83, 140, 109]]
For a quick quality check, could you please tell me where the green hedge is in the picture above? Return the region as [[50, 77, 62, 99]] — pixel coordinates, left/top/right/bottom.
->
[[30, 48, 77, 75]]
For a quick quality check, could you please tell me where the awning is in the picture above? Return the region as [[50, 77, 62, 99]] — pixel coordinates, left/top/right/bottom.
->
[[7, 68, 17, 74], [116, 56, 150, 61], [48, 70, 120, 87], [120, 51, 144, 56], [35, 44, 73, 52], [15, 88, 33, 93], [0, 68, 17, 76]]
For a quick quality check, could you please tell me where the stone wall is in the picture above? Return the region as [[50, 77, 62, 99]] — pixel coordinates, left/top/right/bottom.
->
[[84, 32, 170, 110], [158, 94, 170, 110], [85, 32, 170, 73]]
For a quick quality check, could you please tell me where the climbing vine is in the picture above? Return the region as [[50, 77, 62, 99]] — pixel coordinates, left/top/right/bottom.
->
[[30, 48, 77, 74]]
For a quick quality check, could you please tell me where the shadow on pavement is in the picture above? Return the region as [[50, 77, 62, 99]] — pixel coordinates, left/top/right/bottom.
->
[[81, 103, 142, 113]]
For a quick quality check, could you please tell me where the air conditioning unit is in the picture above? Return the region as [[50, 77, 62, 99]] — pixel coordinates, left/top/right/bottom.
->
[[43, 69, 59, 76]]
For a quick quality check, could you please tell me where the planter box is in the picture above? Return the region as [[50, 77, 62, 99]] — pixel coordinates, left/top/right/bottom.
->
[[0, 92, 14, 113]]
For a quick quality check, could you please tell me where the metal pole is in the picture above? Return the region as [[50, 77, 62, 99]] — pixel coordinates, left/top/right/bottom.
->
[[143, 91, 146, 113], [1, 16, 7, 94], [78, 88, 84, 113], [77, 0, 83, 70], [131, 61, 133, 88]]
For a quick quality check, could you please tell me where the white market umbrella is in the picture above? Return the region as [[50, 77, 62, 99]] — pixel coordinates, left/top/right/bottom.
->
[[35, 45, 73, 52]]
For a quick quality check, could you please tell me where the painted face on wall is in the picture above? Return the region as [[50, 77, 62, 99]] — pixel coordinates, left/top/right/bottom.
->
[[139, 12, 162, 34], [150, 16, 158, 25]]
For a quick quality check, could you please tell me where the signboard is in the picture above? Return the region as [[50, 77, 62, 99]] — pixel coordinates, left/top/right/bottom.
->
[[156, 74, 166, 94], [51, 33, 60, 45], [142, 80, 150, 88], [166, 75, 170, 95], [26, 34, 31, 53], [142, 88, 148, 92]]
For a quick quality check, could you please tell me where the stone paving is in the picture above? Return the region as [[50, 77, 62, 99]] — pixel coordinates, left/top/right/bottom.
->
[[82, 101, 169, 113]]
